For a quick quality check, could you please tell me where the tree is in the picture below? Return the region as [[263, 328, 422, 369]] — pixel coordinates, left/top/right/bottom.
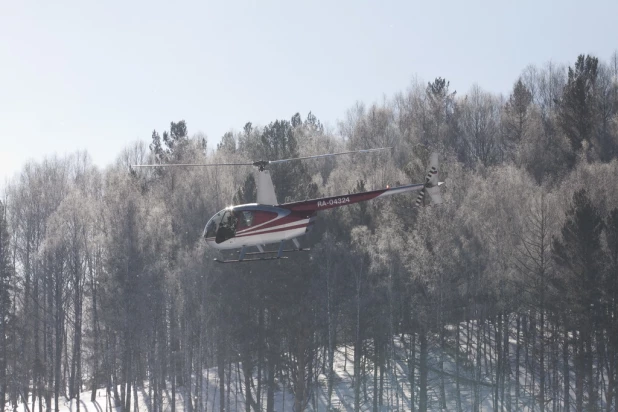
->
[[553, 188, 605, 411], [558, 54, 600, 158], [100, 170, 147, 412], [459, 84, 502, 166], [605, 208, 618, 410], [426, 77, 457, 149], [594, 62, 618, 161], [517, 61, 572, 184], [257, 116, 319, 202], [0, 200, 14, 412], [515, 191, 557, 412], [150, 120, 190, 163], [503, 79, 533, 154], [217, 132, 237, 154]]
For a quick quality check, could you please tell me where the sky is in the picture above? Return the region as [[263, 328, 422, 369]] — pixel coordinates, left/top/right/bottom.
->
[[1, 0, 617, 188]]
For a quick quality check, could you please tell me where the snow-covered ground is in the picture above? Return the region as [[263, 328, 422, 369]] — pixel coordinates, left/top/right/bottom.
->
[[11, 321, 578, 412]]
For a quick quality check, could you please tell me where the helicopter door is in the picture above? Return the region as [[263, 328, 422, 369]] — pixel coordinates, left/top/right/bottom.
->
[[236, 211, 254, 230], [215, 210, 237, 244]]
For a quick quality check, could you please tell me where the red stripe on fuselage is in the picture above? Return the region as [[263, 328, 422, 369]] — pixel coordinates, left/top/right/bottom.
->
[[238, 213, 311, 235], [235, 222, 310, 238]]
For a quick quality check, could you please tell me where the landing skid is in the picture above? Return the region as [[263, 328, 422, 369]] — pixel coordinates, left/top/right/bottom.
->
[[214, 256, 290, 264], [214, 241, 310, 264], [237, 248, 311, 256]]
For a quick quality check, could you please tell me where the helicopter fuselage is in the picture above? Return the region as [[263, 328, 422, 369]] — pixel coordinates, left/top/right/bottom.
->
[[203, 204, 317, 250]]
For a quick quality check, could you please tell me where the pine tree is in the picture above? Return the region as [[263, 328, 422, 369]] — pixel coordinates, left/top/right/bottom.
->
[[558, 54, 599, 156], [605, 208, 618, 409], [553, 188, 605, 410], [504, 79, 533, 152], [426, 77, 457, 147]]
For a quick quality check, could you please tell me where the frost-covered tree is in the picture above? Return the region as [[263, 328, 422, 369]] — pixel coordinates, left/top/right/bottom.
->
[[0, 200, 14, 412]]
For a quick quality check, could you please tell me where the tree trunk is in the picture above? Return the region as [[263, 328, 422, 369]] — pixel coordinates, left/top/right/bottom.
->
[[409, 332, 416, 412], [327, 330, 335, 412], [586, 329, 595, 411], [266, 311, 277, 412], [503, 313, 511, 412], [495, 315, 502, 411], [218, 334, 225, 412], [256, 307, 263, 411], [440, 323, 446, 410], [456, 322, 462, 412], [614, 344, 618, 410], [1, 324, 6, 412], [354, 324, 362, 412], [54, 264, 63, 412], [576, 332, 584, 412], [74, 269, 83, 412], [564, 325, 570, 412], [379, 346, 384, 409], [354, 261, 363, 412], [540, 308, 545, 412], [419, 328, 428, 412], [91, 256, 99, 402], [243, 357, 252, 412], [373, 337, 378, 412], [474, 317, 481, 412], [33, 273, 39, 412], [133, 377, 139, 412], [23, 243, 32, 412], [515, 313, 521, 411], [326, 258, 335, 412], [226, 359, 231, 412], [125, 358, 132, 412], [294, 329, 307, 412]]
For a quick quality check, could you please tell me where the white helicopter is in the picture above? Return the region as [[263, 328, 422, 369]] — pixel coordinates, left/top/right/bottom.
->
[[133, 148, 443, 263]]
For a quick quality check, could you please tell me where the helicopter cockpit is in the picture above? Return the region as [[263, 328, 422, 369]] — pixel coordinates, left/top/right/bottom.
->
[[204, 208, 238, 244]]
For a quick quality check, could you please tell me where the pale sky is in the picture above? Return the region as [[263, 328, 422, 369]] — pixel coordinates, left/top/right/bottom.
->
[[1, 0, 617, 188]]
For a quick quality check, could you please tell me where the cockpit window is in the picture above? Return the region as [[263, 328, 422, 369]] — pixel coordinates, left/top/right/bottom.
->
[[205, 208, 251, 242], [218, 210, 235, 230], [215, 210, 237, 243], [204, 211, 223, 238]]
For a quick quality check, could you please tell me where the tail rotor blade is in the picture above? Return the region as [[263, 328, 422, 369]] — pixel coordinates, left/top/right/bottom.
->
[[414, 188, 425, 207], [415, 152, 443, 207]]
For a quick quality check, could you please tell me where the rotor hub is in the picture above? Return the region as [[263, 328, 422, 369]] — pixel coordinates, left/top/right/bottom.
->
[[252, 160, 269, 171]]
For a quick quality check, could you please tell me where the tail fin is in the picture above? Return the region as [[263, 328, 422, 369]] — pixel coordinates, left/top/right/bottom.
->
[[414, 152, 444, 206]]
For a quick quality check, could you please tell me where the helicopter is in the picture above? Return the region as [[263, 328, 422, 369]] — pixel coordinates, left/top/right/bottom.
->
[[132, 148, 443, 263]]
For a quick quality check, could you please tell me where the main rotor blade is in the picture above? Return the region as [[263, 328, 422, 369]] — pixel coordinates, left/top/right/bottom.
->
[[267, 147, 393, 165], [131, 162, 254, 168], [131, 147, 392, 169]]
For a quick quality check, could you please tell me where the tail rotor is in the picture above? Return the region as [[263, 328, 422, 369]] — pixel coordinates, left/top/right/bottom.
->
[[414, 152, 444, 207]]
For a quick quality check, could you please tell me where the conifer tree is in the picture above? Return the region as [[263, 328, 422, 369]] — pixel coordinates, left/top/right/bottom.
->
[[558, 54, 600, 157], [553, 188, 605, 411]]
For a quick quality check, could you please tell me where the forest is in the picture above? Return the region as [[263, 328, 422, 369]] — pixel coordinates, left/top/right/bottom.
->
[[1, 52, 618, 412]]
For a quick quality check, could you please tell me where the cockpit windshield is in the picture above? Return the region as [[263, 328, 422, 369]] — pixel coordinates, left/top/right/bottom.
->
[[204, 211, 223, 238], [204, 208, 238, 243]]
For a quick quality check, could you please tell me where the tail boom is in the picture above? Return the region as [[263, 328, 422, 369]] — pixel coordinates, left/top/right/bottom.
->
[[281, 152, 444, 213], [280, 183, 425, 213]]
